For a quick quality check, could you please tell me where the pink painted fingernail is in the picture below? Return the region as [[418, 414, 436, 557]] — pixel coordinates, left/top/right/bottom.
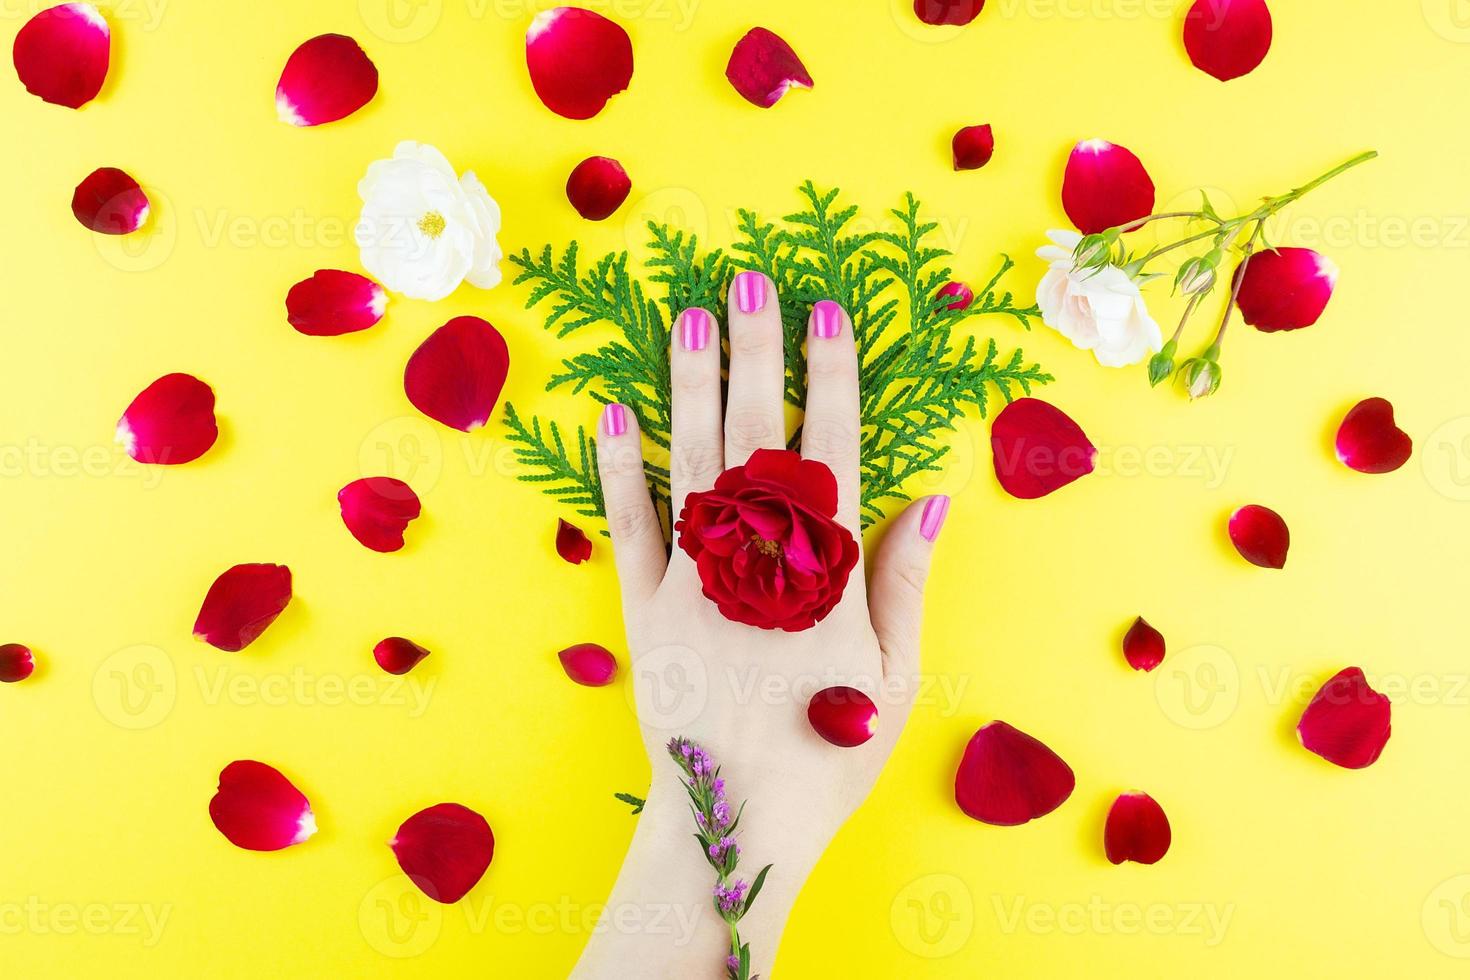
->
[[920, 495, 950, 542], [812, 300, 843, 339], [680, 308, 710, 351], [734, 271, 767, 314], [602, 402, 628, 437]]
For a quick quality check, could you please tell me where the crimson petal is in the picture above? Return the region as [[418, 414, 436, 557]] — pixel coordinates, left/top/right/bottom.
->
[[1104, 792, 1171, 865], [952, 124, 994, 171], [0, 644, 36, 683], [1228, 504, 1289, 569], [807, 686, 878, 748], [557, 643, 618, 687], [338, 477, 421, 553], [404, 316, 510, 432], [72, 167, 149, 235], [375, 637, 430, 675], [1184, 0, 1272, 82], [276, 34, 377, 126], [194, 563, 293, 652], [1061, 139, 1155, 235], [116, 373, 218, 465], [1122, 617, 1165, 672], [990, 397, 1097, 499], [526, 7, 632, 120], [566, 156, 631, 221], [955, 721, 1075, 826], [725, 28, 812, 109], [1336, 397, 1412, 474], [391, 803, 495, 904], [209, 760, 316, 851], [556, 519, 593, 564], [13, 3, 109, 109], [937, 281, 973, 311], [914, 0, 985, 26], [287, 270, 386, 336], [1297, 667, 1391, 769], [1234, 247, 1337, 332]]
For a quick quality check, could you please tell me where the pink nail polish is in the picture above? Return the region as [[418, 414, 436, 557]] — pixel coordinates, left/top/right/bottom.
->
[[920, 495, 950, 542], [734, 271, 767, 314], [680, 308, 710, 351], [602, 403, 628, 437], [812, 300, 843, 339]]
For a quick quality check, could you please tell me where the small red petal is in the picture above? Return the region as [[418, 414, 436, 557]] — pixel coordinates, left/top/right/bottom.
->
[[914, 0, 985, 26], [1122, 617, 1165, 672], [937, 281, 974, 311], [275, 34, 378, 126], [209, 760, 316, 851], [556, 519, 593, 564], [725, 27, 812, 109], [807, 686, 878, 748], [1061, 139, 1156, 235], [71, 167, 149, 235], [557, 643, 618, 687], [116, 373, 218, 465], [391, 803, 495, 904], [374, 637, 430, 675], [1336, 397, 1412, 475], [1234, 247, 1337, 333], [193, 563, 293, 652], [955, 721, 1075, 826], [990, 398, 1097, 499], [338, 477, 421, 553], [566, 156, 631, 221], [12, 3, 109, 109], [287, 270, 386, 336], [952, 124, 995, 170], [526, 7, 633, 120], [404, 317, 510, 432], [1184, 0, 1272, 82], [1297, 667, 1391, 769], [0, 644, 36, 683], [1104, 792, 1171, 865], [1228, 504, 1289, 569]]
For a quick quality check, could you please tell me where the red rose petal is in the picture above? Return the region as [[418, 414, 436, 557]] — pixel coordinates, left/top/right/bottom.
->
[[566, 156, 631, 221], [952, 124, 994, 171], [1104, 792, 1171, 865], [1184, 0, 1272, 82], [1061, 139, 1155, 235], [404, 316, 510, 432], [287, 270, 386, 336], [937, 281, 973, 311], [1122, 617, 1165, 672], [955, 721, 1075, 826], [116, 373, 218, 465], [193, 563, 293, 652], [338, 477, 421, 553], [557, 643, 618, 687], [374, 637, 430, 675], [556, 519, 592, 564], [1228, 504, 1289, 569], [807, 686, 878, 748], [725, 27, 812, 109], [275, 34, 377, 126], [1336, 397, 1412, 475], [0, 644, 35, 683], [525, 7, 632, 120], [209, 760, 316, 851], [1234, 247, 1337, 333], [12, 3, 109, 109], [914, 0, 985, 25], [71, 167, 149, 235], [1297, 667, 1391, 769], [990, 397, 1097, 499], [391, 803, 495, 904]]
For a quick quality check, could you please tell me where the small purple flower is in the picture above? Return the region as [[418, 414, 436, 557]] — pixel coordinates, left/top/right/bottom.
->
[[715, 879, 749, 916], [713, 799, 731, 827]]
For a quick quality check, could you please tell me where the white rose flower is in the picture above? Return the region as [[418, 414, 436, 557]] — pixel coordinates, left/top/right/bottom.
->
[[355, 141, 503, 302], [1035, 229, 1162, 368]]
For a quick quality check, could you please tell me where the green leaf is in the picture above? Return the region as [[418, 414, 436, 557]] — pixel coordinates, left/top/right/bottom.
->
[[613, 792, 644, 815], [742, 863, 774, 915]]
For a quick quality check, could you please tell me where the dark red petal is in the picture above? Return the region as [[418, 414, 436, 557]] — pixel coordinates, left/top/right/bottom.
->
[[1104, 792, 1171, 865], [1061, 139, 1155, 235], [557, 643, 618, 687], [193, 563, 293, 652], [403, 316, 510, 432], [374, 637, 430, 675], [525, 7, 632, 120], [1184, 0, 1272, 82], [71, 167, 149, 235], [276, 34, 378, 126], [116, 373, 218, 465], [12, 3, 109, 109], [807, 686, 878, 747], [1122, 617, 1165, 672], [566, 156, 631, 221], [1336, 397, 1412, 474], [0, 644, 35, 683], [914, 0, 985, 25], [725, 27, 812, 109], [208, 760, 316, 851], [391, 803, 494, 904], [952, 124, 995, 170], [937, 281, 974, 311], [286, 270, 386, 336], [1234, 247, 1337, 332], [955, 721, 1075, 826], [338, 477, 421, 553], [1297, 667, 1391, 769], [555, 519, 593, 564], [1228, 504, 1289, 569], [990, 397, 1097, 499]]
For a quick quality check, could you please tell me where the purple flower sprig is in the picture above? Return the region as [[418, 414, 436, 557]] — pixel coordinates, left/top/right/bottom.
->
[[667, 737, 773, 980]]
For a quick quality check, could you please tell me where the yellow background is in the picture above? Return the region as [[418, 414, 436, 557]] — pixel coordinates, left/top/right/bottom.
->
[[4, 0, 1470, 976]]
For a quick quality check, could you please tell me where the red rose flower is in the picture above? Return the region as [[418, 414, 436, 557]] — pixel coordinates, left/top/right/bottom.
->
[[675, 449, 859, 632]]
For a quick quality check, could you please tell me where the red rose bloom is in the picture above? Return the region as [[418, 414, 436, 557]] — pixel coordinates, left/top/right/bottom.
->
[[676, 449, 859, 632]]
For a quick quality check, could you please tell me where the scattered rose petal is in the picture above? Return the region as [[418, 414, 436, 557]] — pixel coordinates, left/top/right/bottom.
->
[[391, 803, 495, 904], [566, 156, 631, 220], [12, 3, 109, 109], [1184, 0, 1272, 82], [525, 7, 632, 120], [1228, 504, 1289, 569], [1336, 397, 1412, 474], [557, 643, 618, 687], [286, 270, 386, 336], [209, 760, 317, 851], [556, 519, 592, 564], [374, 637, 430, 675], [1122, 617, 1165, 672], [338, 477, 421, 553], [116, 373, 218, 465], [71, 167, 149, 235], [955, 721, 1075, 826], [1061, 139, 1155, 235], [276, 34, 378, 126], [914, 0, 985, 25], [725, 27, 812, 108], [193, 564, 293, 652], [1234, 247, 1337, 332], [937, 281, 973, 311], [807, 686, 878, 747], [1104, 792, 1171, 865], [404, 316, 510, 432], [1297, 667, 1391, 769], [0, 644, 35, 683], [990, 398, 1097, 499], [952, 124, 995, 171]]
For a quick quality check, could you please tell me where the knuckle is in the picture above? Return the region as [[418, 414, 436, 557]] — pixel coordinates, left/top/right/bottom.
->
[[729, 325, 778, 357], [801, 414, 859, 461], [725, 408, 783, 449], [887, 560, 930, 599], [610, 502, 657, 540], [598, 441, 645, 479], [672, 440, 722, 483], [807, 350, 857, 383]]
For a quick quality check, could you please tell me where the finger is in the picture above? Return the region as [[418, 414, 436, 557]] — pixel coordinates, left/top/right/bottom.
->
[[669, 307, 724, 522], [595, 402, 665, 607], [724, 271, 787, 467], [870, 495, 950, 723], [801, 300, 861, 532]]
